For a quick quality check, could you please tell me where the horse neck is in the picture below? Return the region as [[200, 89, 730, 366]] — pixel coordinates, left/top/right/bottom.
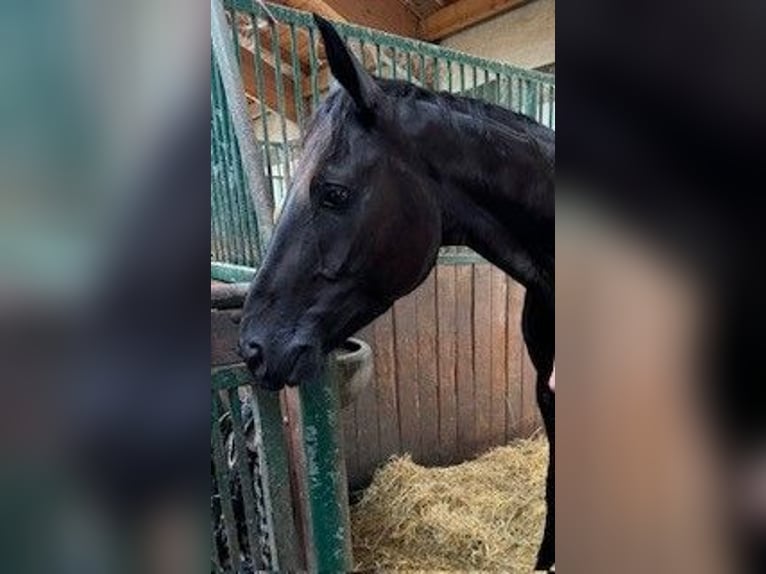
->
[[407, 101, 554, 295]]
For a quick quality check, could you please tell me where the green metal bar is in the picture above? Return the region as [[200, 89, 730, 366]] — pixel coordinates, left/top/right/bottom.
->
[[211, 403, 243, 572], [224, 0, 554, 85], [420, 53, 427, 88], [375, 43, 382, 77], [289, 23, 306, 137], [405, 50, 412, 82], [511, 74, 519, 111], [270, 21, 293, 188], [549, 85, 555, 128], [298, 363, 353, 572], [211, 66, 238, 265], [218, 390, 267, 570], [308, 26, 320, 111], [460, 63, 465, 94], [391, 46, 397, 80], [437, 251, 487, 265], [211, 365, 303, 570], [211, 514, 224, 573], [524, 78, 536, 117], [248, 383, 303, 571], [211, 261, 256, 284], [210, 60, 227, 264], [359, 38, 366, 75]]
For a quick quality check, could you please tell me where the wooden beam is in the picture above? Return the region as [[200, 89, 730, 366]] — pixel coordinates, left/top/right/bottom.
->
[[283, 0, 419, 38], [238, 44, 299, 123], [420, 0, 531, 41]]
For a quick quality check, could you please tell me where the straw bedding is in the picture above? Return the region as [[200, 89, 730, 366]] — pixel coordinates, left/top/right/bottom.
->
[[350, 437, 548, 572]]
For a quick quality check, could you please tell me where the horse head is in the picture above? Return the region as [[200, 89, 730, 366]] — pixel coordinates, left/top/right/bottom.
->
[[239, 16, 442, 389]]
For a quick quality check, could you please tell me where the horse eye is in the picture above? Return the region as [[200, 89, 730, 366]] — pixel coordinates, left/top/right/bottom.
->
[[320, 185, 352, 209]]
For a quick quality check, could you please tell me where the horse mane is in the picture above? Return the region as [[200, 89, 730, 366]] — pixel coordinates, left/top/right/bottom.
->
[[302, 76, 554, 168]]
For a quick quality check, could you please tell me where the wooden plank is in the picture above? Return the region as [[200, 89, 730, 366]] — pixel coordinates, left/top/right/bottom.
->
[[393, 293, 421, 460], [473, 264, 493, 454], [372, 310, 400, 460], [285, 0, 419, 38], [455, 265, 475, 459], [415, 271, 440, 465], [420, 0, 531, 41], [238, 44, 299, 122], [436, 265, 458, 464], [506, 281, 525, 438], [351, 325, 380, 482], [489, 266, 508, 445], [522, 341, 540, 437], [211, 309, 243, 367], [340, 396, 359, 486]]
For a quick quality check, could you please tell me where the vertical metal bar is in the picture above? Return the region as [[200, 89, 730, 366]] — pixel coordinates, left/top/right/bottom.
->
[[511, 74, 519, 111], [448, 60, 453, 92], [472, 65, 477, 96], [289, 23, 306, 137], [495, 71, 501, 106], [359, 38, 367, 77], [211, 401, 243, 572], [460, 63, 465, 94], [298, 362, 353, 572], [270, 21, 293, 189], [209, 58, 227, 263], [211, 513, 224, 573], [223, 390, 268, 570], [308, 26, 320, 111], [550, 85, 555, 128], [405, 50, 412, 83], [391, 46, 397, 80], [420, 53, 427, 88], [484, 68, 489, 101], [211, 65, 238, 264], [433, 56, 439, 91], [375, 43, 382, 77]]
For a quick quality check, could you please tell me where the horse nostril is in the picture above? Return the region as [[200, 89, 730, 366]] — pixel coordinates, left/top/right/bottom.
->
[[242, 340, 267, 377], [247, 341, 262, 362]]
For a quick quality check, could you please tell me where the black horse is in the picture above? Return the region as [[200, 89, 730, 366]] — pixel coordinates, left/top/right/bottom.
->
[[239, 16, 554, 570]]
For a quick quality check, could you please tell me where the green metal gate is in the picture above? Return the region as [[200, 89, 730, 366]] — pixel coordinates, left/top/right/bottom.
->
[[210, 2, 555, 572]]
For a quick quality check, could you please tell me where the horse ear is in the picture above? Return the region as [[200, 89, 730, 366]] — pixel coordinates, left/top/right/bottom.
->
[[313, 14, 383, 117]]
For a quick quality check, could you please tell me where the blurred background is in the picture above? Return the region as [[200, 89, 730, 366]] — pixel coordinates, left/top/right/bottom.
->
[[0, 0, 764, 572]]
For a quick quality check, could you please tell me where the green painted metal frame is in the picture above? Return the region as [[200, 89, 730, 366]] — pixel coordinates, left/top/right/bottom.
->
[[210, 365, 302, 572], [225, 0, 554, 86], [296, 362, 353, 572]]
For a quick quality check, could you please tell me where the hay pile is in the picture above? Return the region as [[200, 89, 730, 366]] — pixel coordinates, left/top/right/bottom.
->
[[351, 438, 548, 572]]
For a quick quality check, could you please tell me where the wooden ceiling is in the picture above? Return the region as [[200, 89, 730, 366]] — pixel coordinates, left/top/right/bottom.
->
[[273, 0, 532, 42]]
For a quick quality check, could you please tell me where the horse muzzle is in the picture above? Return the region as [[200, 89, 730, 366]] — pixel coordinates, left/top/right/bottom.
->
[[238, 334, 322, 391]]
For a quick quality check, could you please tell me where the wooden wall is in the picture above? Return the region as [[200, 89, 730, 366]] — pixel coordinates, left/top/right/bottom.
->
[[342, 262, 542, 489]]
